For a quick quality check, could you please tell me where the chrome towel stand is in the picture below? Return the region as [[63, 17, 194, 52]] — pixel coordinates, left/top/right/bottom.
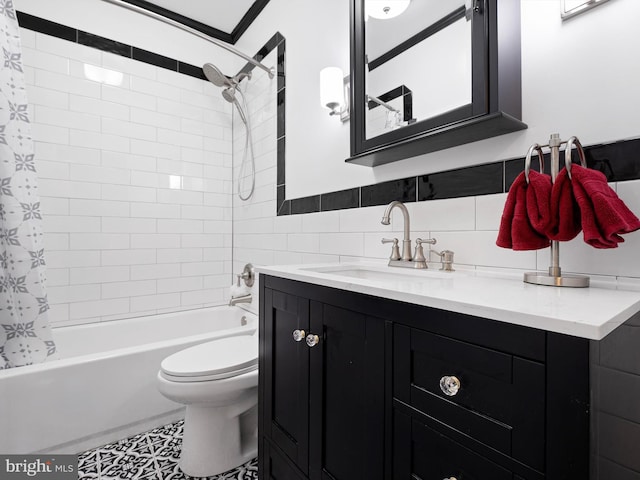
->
[[523, 133, 590, 288]]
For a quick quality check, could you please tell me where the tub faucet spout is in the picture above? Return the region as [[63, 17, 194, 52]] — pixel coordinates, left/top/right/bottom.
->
[[229, 294, 252, 306]]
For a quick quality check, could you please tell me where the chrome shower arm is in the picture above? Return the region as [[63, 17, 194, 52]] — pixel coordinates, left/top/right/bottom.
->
[[101, 0, 275, 79], [367, 94, 400, 114]]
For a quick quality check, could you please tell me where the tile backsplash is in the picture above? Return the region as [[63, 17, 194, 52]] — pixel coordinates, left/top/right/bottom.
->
[[21, 27, 233, 326]]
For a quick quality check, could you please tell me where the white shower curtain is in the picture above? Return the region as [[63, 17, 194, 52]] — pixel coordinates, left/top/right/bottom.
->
[[0, 1, 57, 368]]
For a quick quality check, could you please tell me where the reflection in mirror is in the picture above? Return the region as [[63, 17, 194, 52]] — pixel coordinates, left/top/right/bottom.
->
[[366, 87, 413, 137], [561, 0, 610, 20], [364, 0, 471, 139]]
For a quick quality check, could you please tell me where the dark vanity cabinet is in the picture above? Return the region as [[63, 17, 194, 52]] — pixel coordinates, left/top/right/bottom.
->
[[259, 276, 387, 480], [259, 275, 590, 480]]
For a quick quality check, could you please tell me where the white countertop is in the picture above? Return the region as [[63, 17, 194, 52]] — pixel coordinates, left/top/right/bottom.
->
[[256, 262, 640, 340]]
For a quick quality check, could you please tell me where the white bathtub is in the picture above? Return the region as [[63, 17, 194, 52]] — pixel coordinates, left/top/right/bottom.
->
[[0, 306, 256, 454]]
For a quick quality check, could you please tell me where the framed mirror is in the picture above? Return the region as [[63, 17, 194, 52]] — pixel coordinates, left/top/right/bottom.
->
[[348, 0, 527, 167]]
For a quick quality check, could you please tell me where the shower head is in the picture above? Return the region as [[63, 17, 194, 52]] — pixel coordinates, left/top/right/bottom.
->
[[222, 86, 236, 103], [203, 63, 234, 88], [223, 89, 247, 124]]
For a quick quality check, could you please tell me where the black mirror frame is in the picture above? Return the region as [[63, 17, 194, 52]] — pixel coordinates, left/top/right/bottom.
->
[[347, 0, 527, 167]]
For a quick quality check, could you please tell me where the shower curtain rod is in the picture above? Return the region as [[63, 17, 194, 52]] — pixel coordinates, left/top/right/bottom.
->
[[101, 0, 275, 78]]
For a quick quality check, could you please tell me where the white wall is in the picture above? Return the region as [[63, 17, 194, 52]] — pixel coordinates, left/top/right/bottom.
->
[[236, 0, 640, 198], [21, 28, 234, 326]]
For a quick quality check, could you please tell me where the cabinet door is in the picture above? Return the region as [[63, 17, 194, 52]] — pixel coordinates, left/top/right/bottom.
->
[[308, 302, 386, 480], [262, 288, 310, 475], [262, 439, 308, 480]]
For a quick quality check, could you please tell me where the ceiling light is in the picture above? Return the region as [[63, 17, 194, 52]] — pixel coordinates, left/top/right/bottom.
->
[[366, 0, 411, 20]]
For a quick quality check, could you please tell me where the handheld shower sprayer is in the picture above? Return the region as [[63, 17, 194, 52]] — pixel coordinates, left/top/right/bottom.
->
[[202, 63, 256, 201]]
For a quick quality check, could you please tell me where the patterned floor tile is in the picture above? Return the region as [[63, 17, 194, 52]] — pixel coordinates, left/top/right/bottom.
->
[[77, 458, 100, 477], [99, 451, 156, 480], [78, 420, 258, 480], [79, 449, 100, 466]]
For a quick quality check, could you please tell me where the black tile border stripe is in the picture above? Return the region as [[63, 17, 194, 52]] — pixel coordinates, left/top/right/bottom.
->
[[418, 162, 503, 201], [280, 136, 640, 216], [132, 47, 177, 71], [361, 177, 417, 207], [78, 31, 131, 57], [17, 11, 206, 81], [291, 195, 320, 215], [320, 188, 360, 212], [234, 32, 287, 215], [16, 12, 76, 42]]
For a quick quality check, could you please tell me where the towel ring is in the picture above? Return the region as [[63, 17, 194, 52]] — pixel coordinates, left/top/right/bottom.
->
[[524, 143, 545, 184], [564, 136, 587, 180]]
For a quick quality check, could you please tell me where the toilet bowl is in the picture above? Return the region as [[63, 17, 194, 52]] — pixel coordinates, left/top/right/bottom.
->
[[157, 333, 258, 478]]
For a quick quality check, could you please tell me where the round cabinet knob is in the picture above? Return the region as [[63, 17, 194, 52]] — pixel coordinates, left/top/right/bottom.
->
[[306, 334, 320, 347], [292, 329, 306, 342], [439, 375, 461, 396]]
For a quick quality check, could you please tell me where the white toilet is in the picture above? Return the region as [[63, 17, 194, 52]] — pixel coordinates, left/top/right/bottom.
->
[[157, 332, 258, 478]]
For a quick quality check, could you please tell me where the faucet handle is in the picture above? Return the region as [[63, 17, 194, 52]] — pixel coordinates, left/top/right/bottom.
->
[[235, 263, 255, 287], [381, 238, 401, 261], [416, 238, 436, 246], [414, 238, 436, 264]]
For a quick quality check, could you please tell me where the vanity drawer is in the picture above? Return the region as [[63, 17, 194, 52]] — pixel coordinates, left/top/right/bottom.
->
[[394, 324, 545, 471], [394, 410, 515, 480]]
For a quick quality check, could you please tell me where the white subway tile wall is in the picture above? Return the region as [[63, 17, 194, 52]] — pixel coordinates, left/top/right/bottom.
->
[[24, 29, 233, 326]]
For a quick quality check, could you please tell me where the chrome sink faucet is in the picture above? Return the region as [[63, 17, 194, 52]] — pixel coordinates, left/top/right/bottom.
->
[[381, 200, 436, 269], [381, 200, 412, 261]]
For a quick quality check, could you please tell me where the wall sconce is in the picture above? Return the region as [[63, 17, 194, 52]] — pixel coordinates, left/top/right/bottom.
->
[[561, 0, 609, 20], [366, 0, 410, 20], [320, 67, 350, 122]]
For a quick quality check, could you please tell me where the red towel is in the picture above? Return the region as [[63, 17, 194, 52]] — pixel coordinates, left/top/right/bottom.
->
[[548, 168, 581, 241], [525, 170, 553, 235], [497, 172, 550, 250], [570, 164, 640, 248]]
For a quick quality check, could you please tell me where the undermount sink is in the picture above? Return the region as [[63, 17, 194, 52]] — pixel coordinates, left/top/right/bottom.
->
[[300, 264, 458, 282]]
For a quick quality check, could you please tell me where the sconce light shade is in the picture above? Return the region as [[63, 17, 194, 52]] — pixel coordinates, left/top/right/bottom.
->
[[366, 0, 410, 19], [320, 67, 345, 113]]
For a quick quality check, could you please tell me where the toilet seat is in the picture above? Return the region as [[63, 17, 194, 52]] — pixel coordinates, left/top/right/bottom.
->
[[160, 335, 258, 383]]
